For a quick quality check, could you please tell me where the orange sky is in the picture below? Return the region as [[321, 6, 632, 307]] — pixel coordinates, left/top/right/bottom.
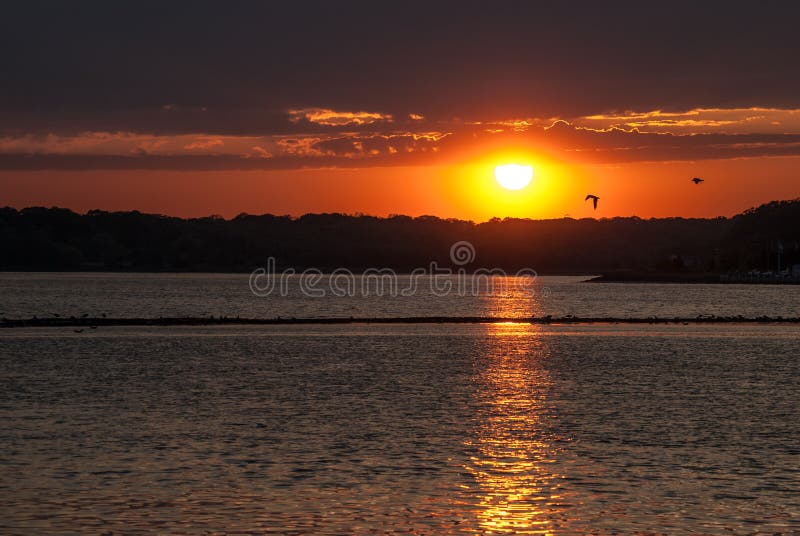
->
[[3, 105, 799, 220], [2, 154, 798, 221], [3, 5, 800, 221]]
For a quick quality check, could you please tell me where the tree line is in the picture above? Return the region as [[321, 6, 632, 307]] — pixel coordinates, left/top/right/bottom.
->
[[1, 199, 798, 273]]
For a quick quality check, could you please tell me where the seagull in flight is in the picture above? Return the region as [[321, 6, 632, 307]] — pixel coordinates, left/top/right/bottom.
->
[[691, 177, 704, 184], [585, 194, 600, 210]]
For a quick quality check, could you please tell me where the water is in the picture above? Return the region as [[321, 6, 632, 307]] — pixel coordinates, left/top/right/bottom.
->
[[2, 272, 800, 319], [1, 275, 800, 533]]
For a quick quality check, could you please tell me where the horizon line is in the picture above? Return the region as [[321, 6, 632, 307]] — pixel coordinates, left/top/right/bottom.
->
[[5, 198, 800, 224]]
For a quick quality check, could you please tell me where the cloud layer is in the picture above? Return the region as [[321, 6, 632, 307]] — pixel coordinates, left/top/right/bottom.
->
[[2, 2, 800, 170], [2, 107, 800, 170]]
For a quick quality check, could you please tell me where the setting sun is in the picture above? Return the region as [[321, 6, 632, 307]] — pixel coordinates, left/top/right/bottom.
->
[[494, 164, 533, 190]]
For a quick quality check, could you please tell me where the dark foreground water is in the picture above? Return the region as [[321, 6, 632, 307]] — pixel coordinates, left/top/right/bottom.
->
[[1, 324, 798, 534]]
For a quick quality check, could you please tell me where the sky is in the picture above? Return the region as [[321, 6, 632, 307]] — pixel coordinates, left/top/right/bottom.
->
[[2, 1, 799, 220]]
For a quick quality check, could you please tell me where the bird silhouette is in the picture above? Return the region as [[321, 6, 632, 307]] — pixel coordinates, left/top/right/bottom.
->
[[691, 177, 704, 184], [585, 194, 600, 210]]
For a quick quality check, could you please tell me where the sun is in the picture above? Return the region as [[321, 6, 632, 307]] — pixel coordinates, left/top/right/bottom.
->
[[494, 164, 533, 190]]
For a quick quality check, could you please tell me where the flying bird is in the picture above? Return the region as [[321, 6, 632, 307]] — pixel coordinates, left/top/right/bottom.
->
[[691, 177, 704, 184], [585, 194, 600, 210]]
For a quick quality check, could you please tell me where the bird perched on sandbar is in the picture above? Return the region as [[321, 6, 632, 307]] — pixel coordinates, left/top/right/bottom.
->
[[585, 194, 600, 210]]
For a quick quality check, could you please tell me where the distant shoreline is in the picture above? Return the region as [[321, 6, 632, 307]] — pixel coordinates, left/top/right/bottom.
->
[[588, 272, 800, 284], [2, 270, 799, 285], [587, 273, 722, 284], [3, 315, 800, 329], [3, 200, 799, 277]]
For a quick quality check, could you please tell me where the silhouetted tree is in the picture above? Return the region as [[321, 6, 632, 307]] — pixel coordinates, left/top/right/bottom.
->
[[1, 200, 797, 273]]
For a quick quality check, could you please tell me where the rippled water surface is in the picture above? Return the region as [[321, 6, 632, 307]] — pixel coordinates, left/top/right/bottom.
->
[[2, 323, 799, 534], [2, 272, 800, 319]]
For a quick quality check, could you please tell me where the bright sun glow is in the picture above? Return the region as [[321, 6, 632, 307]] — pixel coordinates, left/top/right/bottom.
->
[[494, 164, 533, 190]]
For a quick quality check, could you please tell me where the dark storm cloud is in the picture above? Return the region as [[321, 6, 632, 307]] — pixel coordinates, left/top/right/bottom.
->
[[3, 1, 800, 129]]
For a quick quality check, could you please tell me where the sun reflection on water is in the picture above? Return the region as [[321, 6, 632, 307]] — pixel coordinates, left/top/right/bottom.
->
[[465, 321, 566, 534]]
